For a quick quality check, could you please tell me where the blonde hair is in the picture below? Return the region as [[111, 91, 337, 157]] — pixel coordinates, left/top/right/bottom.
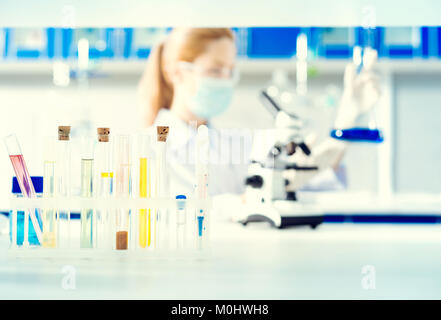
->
[[138, 28, 235, 126]]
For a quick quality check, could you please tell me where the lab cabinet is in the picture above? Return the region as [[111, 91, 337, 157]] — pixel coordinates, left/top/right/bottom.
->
[[1, 26, 440, 61]]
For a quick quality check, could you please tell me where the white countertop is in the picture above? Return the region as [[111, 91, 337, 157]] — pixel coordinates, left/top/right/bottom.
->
[[1, 218, 441, 299]]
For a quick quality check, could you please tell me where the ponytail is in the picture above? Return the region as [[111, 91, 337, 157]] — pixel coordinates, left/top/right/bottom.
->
[[138, 41, 173, 126]]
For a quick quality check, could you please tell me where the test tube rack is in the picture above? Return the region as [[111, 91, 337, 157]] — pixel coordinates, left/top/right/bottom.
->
[[8, 196, 211, 259]]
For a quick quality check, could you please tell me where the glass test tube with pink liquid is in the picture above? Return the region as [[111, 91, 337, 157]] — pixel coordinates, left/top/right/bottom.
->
[[4, 134, 43, 245]]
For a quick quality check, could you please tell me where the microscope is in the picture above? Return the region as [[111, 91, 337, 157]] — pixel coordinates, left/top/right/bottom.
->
[[240, 90, 324, 229]]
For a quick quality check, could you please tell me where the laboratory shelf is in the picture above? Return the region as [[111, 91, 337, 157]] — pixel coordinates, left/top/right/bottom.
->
[[3, 59, 441, 76]]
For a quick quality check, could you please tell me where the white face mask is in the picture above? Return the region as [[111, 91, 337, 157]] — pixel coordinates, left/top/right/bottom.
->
[[178, 61, 239, 120], [187, 76, 238, 120]]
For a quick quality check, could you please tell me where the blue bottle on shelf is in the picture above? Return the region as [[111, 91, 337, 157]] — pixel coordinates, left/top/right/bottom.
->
[[9, 176, 43, 246]]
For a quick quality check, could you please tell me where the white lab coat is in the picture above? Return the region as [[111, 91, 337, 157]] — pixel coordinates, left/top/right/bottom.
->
[[153, 109, 343, 198]]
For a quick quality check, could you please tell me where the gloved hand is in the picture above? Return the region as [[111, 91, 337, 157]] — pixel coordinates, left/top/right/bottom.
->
[[334, 48, 381, 129], [282, 134, 346, 190]]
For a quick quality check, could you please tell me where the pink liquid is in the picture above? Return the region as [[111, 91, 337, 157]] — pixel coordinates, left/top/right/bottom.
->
[[9, 154, 36, 198], [9, 154, 43, 224]]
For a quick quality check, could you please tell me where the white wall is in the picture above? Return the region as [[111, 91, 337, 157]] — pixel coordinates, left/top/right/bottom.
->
[[1, 0, 441, 27], [394, 74, 441, 193]]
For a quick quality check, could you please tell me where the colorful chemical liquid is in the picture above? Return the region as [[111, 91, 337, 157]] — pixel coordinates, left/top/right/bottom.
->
[[9, 210, 41, 245], [100, 172, 113, 194], [95, 137, 113, 249], [116, 231, 128, 250], [8, 154, 43, 241], [9, 155, 34, 197], [80, 158, 94, 248], [139, 157, 151, 248], [42, 160, 56, 248], [97, 171, 113, 249], [197, 214, 204, 237]]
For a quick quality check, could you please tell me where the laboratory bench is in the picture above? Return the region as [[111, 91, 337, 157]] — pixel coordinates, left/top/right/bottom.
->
[[1, 219, 441, 299]]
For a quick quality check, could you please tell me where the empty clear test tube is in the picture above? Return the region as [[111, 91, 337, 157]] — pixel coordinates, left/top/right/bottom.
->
[[95, 128, 113, 249], [115, 135, 131, 250], [4, 134, 43, 245], [156, 126, 169, 249], [42, 137, 57, 248], [80, 137, 95, 248], [138, 133, 154, 249], [175, 195, 187, 250], [57, 126, 71, 248]]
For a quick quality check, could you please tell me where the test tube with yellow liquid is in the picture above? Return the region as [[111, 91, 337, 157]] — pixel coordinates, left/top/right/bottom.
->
[[139, 134, 154, 248], [95, 128, 113, 249]]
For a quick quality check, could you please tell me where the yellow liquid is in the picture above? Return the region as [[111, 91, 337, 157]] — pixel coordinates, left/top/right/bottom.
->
[[139, 158, 151, 248], [100, 172, 114, 178]]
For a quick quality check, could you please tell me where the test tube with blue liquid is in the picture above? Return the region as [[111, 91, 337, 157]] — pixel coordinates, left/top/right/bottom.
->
[[195, 125, 209, 250]]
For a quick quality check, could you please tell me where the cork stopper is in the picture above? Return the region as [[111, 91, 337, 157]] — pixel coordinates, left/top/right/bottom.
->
[[58, 126, 71, 141], [157, 126, 169, 142], [97, 127, 110, 142], [116, 231, 128, 250]]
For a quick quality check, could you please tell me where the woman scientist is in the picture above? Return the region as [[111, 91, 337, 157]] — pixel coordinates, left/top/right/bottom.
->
[[137, 28, 380, 199]]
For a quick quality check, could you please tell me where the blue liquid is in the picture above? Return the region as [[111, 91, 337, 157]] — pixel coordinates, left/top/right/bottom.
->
[[197, 216, 204, 237], [9, 209, 42, 245], [330, 128, 384, 143]]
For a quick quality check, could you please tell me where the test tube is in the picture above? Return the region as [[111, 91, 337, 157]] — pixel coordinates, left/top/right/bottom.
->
[[80, 137, 95, 248], [175, 195, 187, 250], [42, 137, 57, 248], [156, 126, 169, 249], [4, 134, 43, 245], [115, 135, 131, 250], [195, 125, 209, 250], [96, 128, 113, 249], [57, 126, 71, 248], [139, 133, 154, 249]]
